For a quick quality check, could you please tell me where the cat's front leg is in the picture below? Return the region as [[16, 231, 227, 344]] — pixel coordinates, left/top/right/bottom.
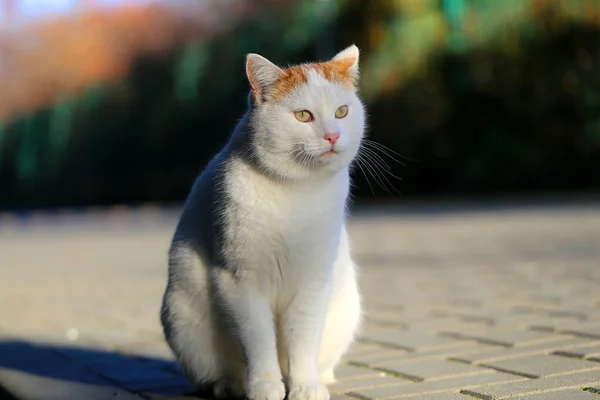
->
[[281, 279, 331, 400], [215, 271, 285, 400]]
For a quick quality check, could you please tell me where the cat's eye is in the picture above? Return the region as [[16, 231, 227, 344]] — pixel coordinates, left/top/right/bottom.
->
[[335, 105, 349, 119], [294, 110, 313, 123]]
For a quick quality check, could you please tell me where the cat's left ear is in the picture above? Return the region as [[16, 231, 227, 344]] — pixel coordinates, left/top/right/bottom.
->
[[331, 44, 360, 82], [246, 53, 284, 104]]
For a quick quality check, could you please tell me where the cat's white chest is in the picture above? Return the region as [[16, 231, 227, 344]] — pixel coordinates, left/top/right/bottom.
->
[[223, 163, 347, 276]]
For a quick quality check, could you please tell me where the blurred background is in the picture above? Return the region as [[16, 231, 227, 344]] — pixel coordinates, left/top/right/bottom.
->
[[1, 0, 600, 209]]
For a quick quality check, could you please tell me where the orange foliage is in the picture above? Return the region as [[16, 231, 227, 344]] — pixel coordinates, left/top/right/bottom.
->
[[0, 0, 292, 122]]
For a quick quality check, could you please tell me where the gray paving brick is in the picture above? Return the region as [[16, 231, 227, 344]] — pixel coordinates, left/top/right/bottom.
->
[[334, 364, 380, 380], [479, 354, 600, 378], [552, 342, 600, 360], [583, 384, 600, 393], [401, 319, 492, 335], [449, 336, 593, 364], [347, 371, 527, 399], [442, 330, 571, 348], [119, 377, 195, 394], [361, 331, 474, 352], [0, 341, 113, 386], [346, 349, 411, 365], [345, 343, 395, 357], [461, 370, 600, 399], [364, 310, 408, 324], [413, 393, 481, 400], [0, 368, 142, 399], [510, 305, 590, 320], [331, 395, 360, 400], [347, 343, 496, 366], [491, 315, 585, 331], [328, 374, 409, 394], [511, 389, 600, 399], [87, 360, 185, 387], [372, 359, 494, 382], [562, 323, 600, 339]]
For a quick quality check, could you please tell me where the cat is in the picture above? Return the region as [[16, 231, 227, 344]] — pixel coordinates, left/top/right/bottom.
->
[[161, 45, 364, 400]]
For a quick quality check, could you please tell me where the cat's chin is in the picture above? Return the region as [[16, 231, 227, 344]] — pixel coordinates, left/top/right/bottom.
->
[[320, 150, 337, 158]]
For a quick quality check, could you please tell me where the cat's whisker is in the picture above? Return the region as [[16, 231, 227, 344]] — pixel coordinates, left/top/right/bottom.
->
[[362, 139, 409, 166], [361, 147, 392, 172], [356, 152, 389, 194], [360, 147, 403, 181], [362, 139, 412, 162], [357, 158, 383, 194], [362, 145, 407, 168], [356, 149, 402, 196], [352, 158, 376, 196]]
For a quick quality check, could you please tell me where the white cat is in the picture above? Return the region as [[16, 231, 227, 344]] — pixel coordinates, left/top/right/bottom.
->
[[161, 45, 364, 400]]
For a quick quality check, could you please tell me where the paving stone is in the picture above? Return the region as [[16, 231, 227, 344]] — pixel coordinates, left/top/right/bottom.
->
[[460, 370, 600, 399], [346, 349, 410, 365], [583, 384, 600, 394], [328, 373, 410, 394], [0, 341, 113, 387], [371, 359, 494, 382], [491, 315, 585, 331], [334, 364, 380, 380], [413, 393, 483, 400], [442, 330, 570, 347], [562, 323, 600, 339], [510, 305, 590, 320], [364, 310, 408, 324], [552, 342, 600, 360], [56, 349, 187, 389], [449, 336, 593, 364], [479, 354, 600, 378], [511, 389, 600, 399], [330, 396, 360, 400], [145, 396, 204, 400], [119, 376, 195, 393], [348, 343, 495, 366], [401, 319, 492, 335], [88, 360, 185, 387], [0, 368, 141, 399], [345, 343, 395, 358], [361, 331, 474, 352], [347, 371, 527, 399]]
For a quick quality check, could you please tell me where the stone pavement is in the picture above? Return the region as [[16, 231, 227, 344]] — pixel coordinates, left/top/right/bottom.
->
[[1, 201, 600, 399]]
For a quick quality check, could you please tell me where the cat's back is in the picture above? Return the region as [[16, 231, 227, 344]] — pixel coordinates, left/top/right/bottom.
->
[[170, 149, 230, 265]]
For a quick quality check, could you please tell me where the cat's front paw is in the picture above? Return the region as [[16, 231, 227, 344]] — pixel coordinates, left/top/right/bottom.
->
[[288, 382, 330, 400], [248, 379, 285, 400]]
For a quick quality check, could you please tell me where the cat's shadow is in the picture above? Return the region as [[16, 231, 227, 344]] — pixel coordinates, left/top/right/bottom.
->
[[0, 339, 220, 399]]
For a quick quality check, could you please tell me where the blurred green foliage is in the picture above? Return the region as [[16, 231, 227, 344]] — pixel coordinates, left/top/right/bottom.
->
[[1, 0, 600, 208]]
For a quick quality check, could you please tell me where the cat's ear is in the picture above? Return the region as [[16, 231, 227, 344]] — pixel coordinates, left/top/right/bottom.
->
[[246, 53, 284, 103], [331, 45, 360, 82]]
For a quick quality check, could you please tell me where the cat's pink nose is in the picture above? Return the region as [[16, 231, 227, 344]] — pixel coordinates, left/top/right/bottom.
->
[[324, 132, 340, 145]]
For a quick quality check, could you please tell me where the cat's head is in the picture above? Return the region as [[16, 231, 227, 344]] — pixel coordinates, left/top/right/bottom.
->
[[245, 45, 365, 180]]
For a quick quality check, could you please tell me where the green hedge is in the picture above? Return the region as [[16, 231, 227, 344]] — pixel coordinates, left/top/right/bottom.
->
[[1, 0, 599, 208]]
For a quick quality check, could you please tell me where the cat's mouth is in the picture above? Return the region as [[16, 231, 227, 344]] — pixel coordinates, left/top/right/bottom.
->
[[320, 144, 341, 157]]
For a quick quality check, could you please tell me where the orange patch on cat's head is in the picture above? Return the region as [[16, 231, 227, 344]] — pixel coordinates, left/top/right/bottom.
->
[[247, 45, 360, 104], [267, 61, 357, 102]]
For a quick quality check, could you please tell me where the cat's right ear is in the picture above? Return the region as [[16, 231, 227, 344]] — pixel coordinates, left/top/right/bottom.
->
[[246, 54, 284, 104]]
